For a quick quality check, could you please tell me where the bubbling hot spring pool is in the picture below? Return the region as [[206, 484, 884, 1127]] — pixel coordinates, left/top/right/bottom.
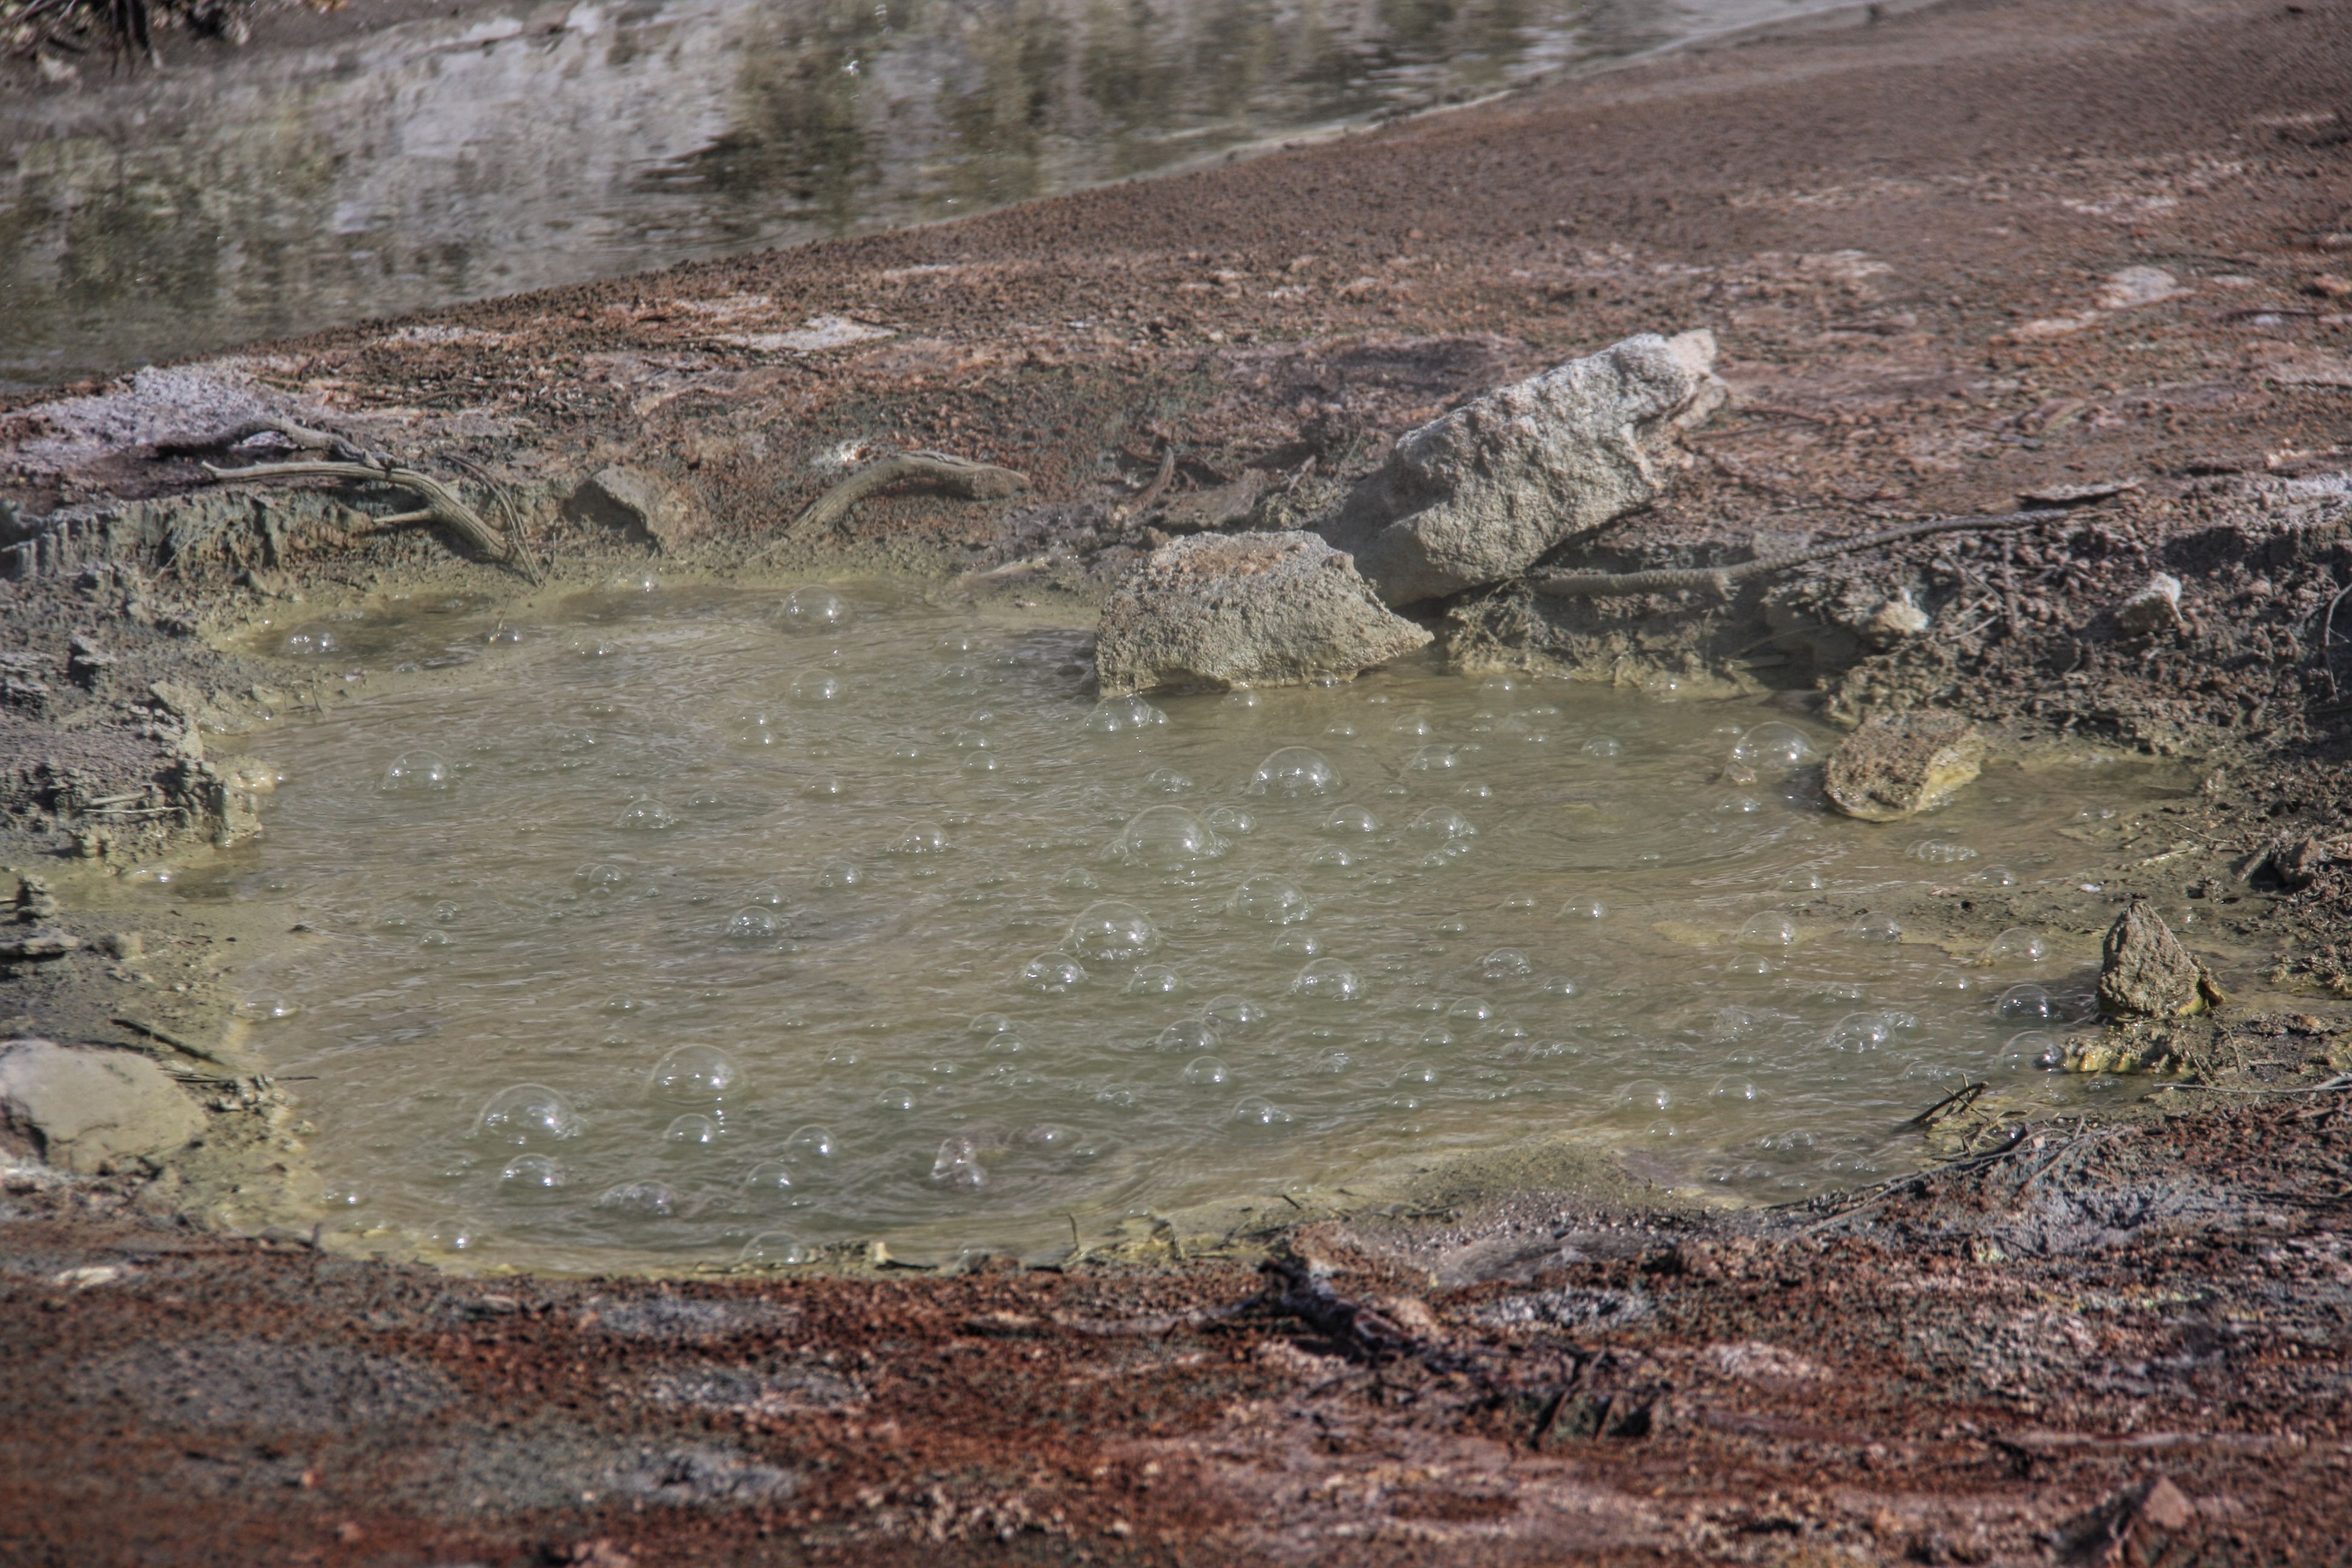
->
[[180, 579, 2175, 1270]]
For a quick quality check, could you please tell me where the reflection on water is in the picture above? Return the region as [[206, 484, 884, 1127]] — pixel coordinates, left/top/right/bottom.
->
[[2, 0, 1846, 388], [154, 581, 2174, 1272]]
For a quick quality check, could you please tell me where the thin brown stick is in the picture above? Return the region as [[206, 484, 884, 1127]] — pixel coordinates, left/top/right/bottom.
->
[[157, 417, 369, 463], [201, 457, 518, 570], [1530, 509, 2076, 600], [788, 451, 1028, 538], [1110, 440, 1178, 523]]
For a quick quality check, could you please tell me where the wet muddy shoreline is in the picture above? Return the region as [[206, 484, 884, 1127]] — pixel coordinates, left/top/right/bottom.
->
[[5, 0, 2352, 1557]]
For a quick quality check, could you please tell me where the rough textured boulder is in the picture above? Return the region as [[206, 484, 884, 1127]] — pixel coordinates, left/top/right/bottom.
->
[[0, 1039, 206, 1173], [1094, 532, 1432, 697], [2098, 898, 2226, 1018], [564, 465, 695, 550], [1821, 710, 1985, 821], [1316, 330, 1725, 606]]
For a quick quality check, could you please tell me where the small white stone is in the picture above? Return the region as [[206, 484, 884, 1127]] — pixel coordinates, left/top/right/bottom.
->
[[2116, 573, 2184, 635]]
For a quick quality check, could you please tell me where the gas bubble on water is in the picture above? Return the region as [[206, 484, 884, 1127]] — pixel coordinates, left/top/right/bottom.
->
[[596, 1180, 678, 1218], [498, 1155, 567, 1190], [1709, 1076, 1765, 1103], [932, 1135, 987, 1188], [877, 1088, 916, 1111], [1307, 846, 1356, 869], [743, 884, 786, 908], [724, 906, 782, 942], [649, 1044, 745, 1103], [743, 1161, 794, 1196], [817, 861, 864, 889], [234, 993, 298, 1021], [1290, 958, 1364, 1001], [1996, 1030, 2065, 1071], [1826, 1013, 1895, 1051], [1230, 874, 1312, 924], [665, 1112, 722, 1145], [1021, 953, 1088, 993], [1848, 914, 1903, 944], [803, 778, 847, 801], [1232, 1096, 1292, 1127], [969, 1013, 1013, 1036], [475, 1084, 582, 1144], [1203, 807, 1256, 839], [381, 751, 453, 791], [791, 672, 846, 702], [1969, 865, 2020, 887], [1731, 723, 1817, 769], [1181, 1056, 1230, 1086], [1541, 976, 1582, 999], [1146, 768, 1194, 793], [1559, 896, 1607, 921], [777, 587, 851, 633], [1406, 806, 1475, 842], [1403, 745, 1460, 777], [616, 798, 678, 831], [1583, 736, 1623, 759], [1726, 953, 1773, 976], [1480, 949, 1534, 979], [1396, 1061, 1439, 1087], [1931, 968, 1979, 991], [1274, 930, 1322, 959], [889, 822, 949, 855], [1246, 746, 1341, 798], [1323, 805, 1380, 835], [1447, 997, 1495, 1023], [1909, 839, 1978, 864], [1084, 696, 1166, 733], [1069, 901, 1160, 961], [1127, 964, 1182, 996], [1994, 984, 2062, 1024], [983, 1032, 1025, 1055], [1717, 795, 1763, 815], [1737, 912, 1798, 947], [1108, 806, 1224, 868], [737, 1232, 812, 1266], [1322, 720, 1359, 739], [1154, 1019, 1220, 1054], [1614, 1080, 1671, 1114], [1982, 927, 2051, 965], [783, 1125, 838, 1167], [1203, 995, 1269, 1033]]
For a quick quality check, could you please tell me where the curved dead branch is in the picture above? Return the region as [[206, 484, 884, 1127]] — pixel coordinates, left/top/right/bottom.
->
[[1529, 509, 2077, 600], [158, 417, 372, 463], [200, 456, 529, 577], [789, 451, 1030, 538]]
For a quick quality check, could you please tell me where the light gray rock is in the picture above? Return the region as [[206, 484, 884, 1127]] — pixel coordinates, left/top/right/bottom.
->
[[0, 1039, 206, 1173], [1821, 710, 1985, 822], [1316, 330, 1724, 606], [564, 465, 695, 550], [1094, 532, 1432, 697], [2115, 572, 2184, 635], [2097, 898, 2224, 1018]]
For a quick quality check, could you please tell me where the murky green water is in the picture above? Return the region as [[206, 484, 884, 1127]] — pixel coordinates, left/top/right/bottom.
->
[[164, 580, 2178, 1270], [3, 0, 1855, 388]]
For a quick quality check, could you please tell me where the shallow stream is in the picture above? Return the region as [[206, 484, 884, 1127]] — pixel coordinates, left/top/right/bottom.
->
[[4, 0, 1861, 388], [142, 580, 2194, 1271]]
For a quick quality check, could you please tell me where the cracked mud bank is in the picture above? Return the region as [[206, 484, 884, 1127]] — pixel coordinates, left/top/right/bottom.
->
[[5, 0, 2352, 1560]]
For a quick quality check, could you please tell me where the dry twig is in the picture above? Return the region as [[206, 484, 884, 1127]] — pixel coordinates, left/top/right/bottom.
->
[[787, 450, 1028, 539], [1530, 508, 2079, 600]]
